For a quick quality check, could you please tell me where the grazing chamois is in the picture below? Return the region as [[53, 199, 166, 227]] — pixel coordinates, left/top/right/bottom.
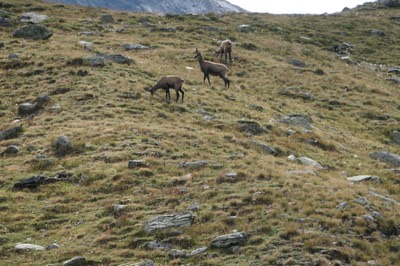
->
[[145, 76, 185, 102], [194, 48, 230, 88], [213, 39, 232, 63]]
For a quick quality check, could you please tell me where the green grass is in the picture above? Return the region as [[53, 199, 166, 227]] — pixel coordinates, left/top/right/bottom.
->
[[0, 0, 399, 265]]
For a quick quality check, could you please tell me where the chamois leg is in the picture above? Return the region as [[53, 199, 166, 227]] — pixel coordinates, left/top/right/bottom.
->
[[178, 87, 184, 102], [206, 74, 211, 85], [175, 89, 180, 102], [219, 74, 230, 88], [165, 89, 171, 100], [228, 52, 232, 63], [203, 73, 207, 84]]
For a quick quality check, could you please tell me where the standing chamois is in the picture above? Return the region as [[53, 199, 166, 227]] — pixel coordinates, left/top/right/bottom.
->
[[194, 48, 230, 88], [145, 76, 185, 102], [213, 39, 232, 63]]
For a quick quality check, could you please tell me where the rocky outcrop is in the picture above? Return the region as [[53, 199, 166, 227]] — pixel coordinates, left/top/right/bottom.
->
[[370, 151, 400, 166], [12, 25, 53, 40], [144, 212, 195, 233]]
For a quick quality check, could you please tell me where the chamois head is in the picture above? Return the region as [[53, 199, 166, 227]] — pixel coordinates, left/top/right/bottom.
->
[[194, 48, 202, 59], [144, 86, 155, 95]]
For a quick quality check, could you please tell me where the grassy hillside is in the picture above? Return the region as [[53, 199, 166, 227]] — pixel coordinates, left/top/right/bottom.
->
[[0, 0, 399, 265]]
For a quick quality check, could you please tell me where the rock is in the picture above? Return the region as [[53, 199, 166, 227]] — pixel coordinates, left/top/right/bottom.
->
[[83, 56, 105, 67], [197, 108, 214, 121], [19, 12, 48, 24], [198, 26, 220, 31], [79, 41, 92, 51], [63, 256, 87, 266], [54, 135, 72, 156], [237, 120, 268, 135], [370, 151, 400, 166], [336, 202, 349, 210], [46, 243, 60, 250], [297, 156, 324, 169], [100, 14, 114, 24], [368, 191, 400, 205], [151, 27, 176, 32], [128, 160, 148, 168], [189, 246, 208, 256], [1, 145, 19, 156], [247, 140, 277, 155], [388, 68, 400, 74], [347, 175, 381, 183], [14, 175, 46, 189], [238, 24, 252, 32], [146, 240, 174, 250], [78, 31, 96, 36], [129, 260, 154, 266], [378, 0, 400, 8], [168, 249, 187, 258], [12, 25, 53, 40], [144, 212, 195, 233], [15, 243, 45, 251], [210, 232, 250, 248], [392, 131, 400, 145], [102, 54, 134, 65], [288, 155, 296, 161], [288, 58, 307, 67], [34, 95, 51, 107], [248, 104, 264, 111], [0, 125, 23, 141], [354, 197, 370, 206], [123, 43, 150, 51], [0, 17, 12, 27], [371, 29, 386, 37], [280, 114, 313, 130], [112, 204, 126, 215], [179, 160, 208, 169], [18, 103, 39, 116]]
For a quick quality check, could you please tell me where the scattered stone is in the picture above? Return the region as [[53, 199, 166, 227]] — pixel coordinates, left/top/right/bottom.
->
[[287, 169, 317, 176], [67, 56, 105, 67], [1, 145, 19, 156], [198, 26, 220, 31], [18, 103, 38, 116], [128, 160, 148, 168], [15, 243, 45, 251], [63, 256, 87, 266], [238, 24, 252, 32], [240, 42, 258, 50], [336, 202, 349, 210], [20, 12, 48, 24], [79, 41, 92, 51], [179, 160, 208, 169], [297, 156, 324, 169], [371, 29, 385, 37], [237, 120, 268, 135], [280, 114, 313, 130], [368, 191, 400, 205], [151, 27, 176, 32], [288, 155, 296, 161], [123, 43, 150, 51], [0, 125, 23, 141], [347, 175, 381, 183], [168, 246, 207, 258], [46, 243, 60, 250], [102, 54, 134, 65], [367, 260, 378, 266], [14, 175, 46, 189], [49, 87, 70, 95], [0, 17, 12, 27], [54, 135, 72, 156], [279, 87, 315, 101], [392, 131, 400, 145], [34, 95, 51, 106], [370, 151, 400, 166], [388, 67, 400, 74], [112, 204, 127, 215], [197, 108, 214, 121], [78, 31, 96, 36], [187, 203, 201, 211], [248, 104, 264, 111], [210, 232, 250, 248], [12, 25, 53, 40], [100, 14, 114, 24], [146, 240, 174, 250], [144, 212, 195, 233], [188, 246, 208, 256], [354, 197, 370, 206], [247, 140, 277, 155], [287, 58, 307, 67]]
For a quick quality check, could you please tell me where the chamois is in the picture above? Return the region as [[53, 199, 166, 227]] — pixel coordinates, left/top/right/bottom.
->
[[145, 76, 185, 102], [213, 39, 232, 63], [194, 48, 230, 88]]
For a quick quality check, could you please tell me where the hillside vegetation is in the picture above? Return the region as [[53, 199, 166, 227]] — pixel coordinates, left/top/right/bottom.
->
[[0, 0, 399, 265]]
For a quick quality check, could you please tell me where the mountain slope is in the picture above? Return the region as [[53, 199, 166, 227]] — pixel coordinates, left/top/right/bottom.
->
[[0, 0, 399, 265], [46, 0, 247, 14]]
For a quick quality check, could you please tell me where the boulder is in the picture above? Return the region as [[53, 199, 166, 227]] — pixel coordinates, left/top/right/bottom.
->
[[19, 12, 48, 24], [210, 232, 250, 248], [100, 14, 114, 24], [54, 135, 72, 156], [14, 175, 46, 189], [280, 114, 313, 130], [12, 25, 53, 40], [102, 54, 134, 65], [0, 125, 23, 141], [370, 151, 400, 166], [371, 29, 386, 37], [297, 156, 324, 169], [15, 243, 45, 251], [1, 145, 19, 156], [347, 175, 381, 183], [128, 160, 148, 168], [237, 120, 268, 135], [247, 140, 277, 155], [18, 102, 39, 116], [238, 24, 252, 32], [179, 160, 208, 169], [393, 131, 400, 145], [378, 0, 400, 7], [144, 212, 195, 233], [63, 256, 87, 266], [123, 43, 150, 51], [287, 58, 307, 67], [0, 17, 12, 27]]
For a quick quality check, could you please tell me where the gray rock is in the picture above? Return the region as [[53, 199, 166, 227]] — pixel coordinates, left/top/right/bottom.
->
[[197, 108, 214, 121], [188, 246, 208, 256], [354, 197, 370, 206], [144, 212, 195, 233], [146, 240, 174, 250], [336, 202, 349, 210], [102, 54, 134, 65], [370, 151, 400, 166], [63, 256, 87, 266], [123, 43, 150, 51], [128, 160, 148, 168], [34, 95, 51, 107], [392, 131, 400, 145], [0, 17, 12, 27], [371, 29, 386, 37], [168, 249, 187, 258], [297, 156, 324, 169], [112, 204, 127, 214], [347, 175, 381, 183], [247, 140, 277, 155], [210, 232, 250, 248], [288, 58, 307, 67], [18, 103, 39, 116], [280, 114, 313, 130], [12, 25, 53, 40], [379, 0, 400, 7], [151, 27, 176, 32], [238, 24, 252, 32], [46, 243, 60, 250], [15, 243, 45, 251], [179, 160, 208, 169], [78, 31, 96, 36], [54, 135, 72, 156], [237, 120, 268, 135], [20, 12, 48, 24], [368, 191, 400, 205], [388, 68, 400, 74], [1, 145, 19, 156], [14, 175, 46, 189], [0, 125, 23, 141], [84, 56, 105, 67], [8, 53, 19, 59], [100, 14, 114, 24]]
